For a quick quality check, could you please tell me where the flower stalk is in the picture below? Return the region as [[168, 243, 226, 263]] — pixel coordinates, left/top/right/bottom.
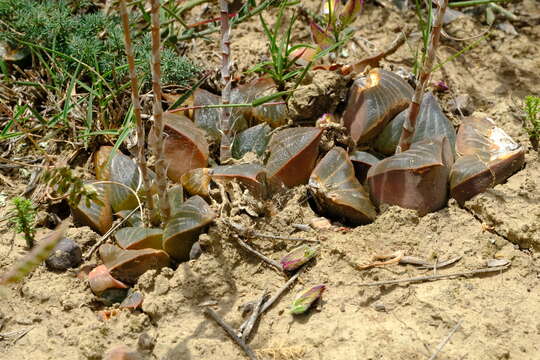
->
[[396, 0, 449, 153], [119, 0, 154, 213], [219, 0, 232, 162], [149, 0, 171, 222]]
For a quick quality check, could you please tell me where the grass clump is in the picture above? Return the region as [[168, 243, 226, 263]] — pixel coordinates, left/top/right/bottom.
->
[[0, 0, 200, 88]]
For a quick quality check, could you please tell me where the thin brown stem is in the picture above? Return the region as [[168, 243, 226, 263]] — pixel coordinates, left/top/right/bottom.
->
[[396, 0, 449, 153], [357, 264, 510, 287], [204, 308, 258, 360], [149, 0, 171, 222], [119, 0, 154, 213], [219, 0, 232, 162]]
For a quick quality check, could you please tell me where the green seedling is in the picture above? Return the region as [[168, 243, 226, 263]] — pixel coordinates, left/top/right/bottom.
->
[[247, 3, 312, 90], [524, 95, 540, 145], [9, 197, 37, 248]]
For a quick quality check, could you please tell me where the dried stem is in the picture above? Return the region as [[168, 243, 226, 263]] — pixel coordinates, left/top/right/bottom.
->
[[357, 264, 510, 287], [219, 0, 232, 162], [149, 0, 171, 222], [119, 0, 154, 212], [235, 236, 283, 271], [396, 0, 449, 153], [428, 320, 462, 360], [204, 308, 258, 360]]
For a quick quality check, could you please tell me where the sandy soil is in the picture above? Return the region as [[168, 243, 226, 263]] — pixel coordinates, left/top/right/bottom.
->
[[1, 1, 540, 359]]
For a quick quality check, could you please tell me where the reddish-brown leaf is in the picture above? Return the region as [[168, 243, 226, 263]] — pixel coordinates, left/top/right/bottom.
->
[[343, 68, 413, 144]]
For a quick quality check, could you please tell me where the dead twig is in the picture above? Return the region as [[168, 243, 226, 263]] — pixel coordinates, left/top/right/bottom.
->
[[351, 31, 409, 75], [228, 221, 319, 243], [83, 206, 139, 260], [357, 251, 404, 270], [428, 320, 463, 360], [235, 237, 282, 271], [358, 264, 510, 287], [240, 291, 269, 343], [204, 308, 257, 360], [261, 267, 304, 314], [399, 255, 462, 269]]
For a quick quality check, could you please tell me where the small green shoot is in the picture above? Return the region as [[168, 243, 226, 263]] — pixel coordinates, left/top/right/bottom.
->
[[247, 4, 312, 90], [524, 95, 540, 145], [9, 197, 37, 248]]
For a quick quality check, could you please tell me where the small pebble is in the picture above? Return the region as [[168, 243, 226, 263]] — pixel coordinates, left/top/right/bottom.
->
[[45, 237, 82, 271], [137, 332, 156, 351], [189, 241, 202, 260]]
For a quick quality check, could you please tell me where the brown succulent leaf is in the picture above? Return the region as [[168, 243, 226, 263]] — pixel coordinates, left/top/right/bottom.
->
[[266, 127, 323, 188], [162, 196, 215, 261], [231, 123, 271, 159], [71, 183, 113, 235], [450, 117, 525, 205], [367, 137, 454, 215], [115, 227, 163, 250], [119, 290, 144, 310], [193, 88, 248, 140], [99, 244, 170, 284], [88, 264, 128, 294], [181, 168, 212, 197], [212, 163, 267, 198], [234, 78, 288, 128], [343, 68, 413, 144], [94, 146, 140, 212], [153, 112, 209, 183], [374, 92, 456, 155], [309, 147, 376, 225], [349, 151, 380, 183]]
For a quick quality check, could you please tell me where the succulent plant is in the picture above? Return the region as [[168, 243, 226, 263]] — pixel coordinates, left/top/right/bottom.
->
[[162, 195, 215, 261], [309, 147, 376, 224], [349, 151, 380, 183], [71, 182, 112, 235], [232, 123, 272, 159], [99, 244, 170, 284], [153, 112, 209, 183], [367, 136, 454, 215], [343, 68, 413, 144], [115, 227, 163, 250], [266, 127, 323, 188], [450, 117, 524, 204], [374, 92, 456, 155]]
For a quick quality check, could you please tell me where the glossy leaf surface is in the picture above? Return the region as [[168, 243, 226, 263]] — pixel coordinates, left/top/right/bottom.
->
[[266, 127, 323, 188], [99, 244, 170, 284], [349, 151, 380, 183], [450, 117, 524, 204], [343, 68, 413, 144], [181, 168, 212, 197], [94, 146, 140, 212], [115, 227, 163, 250], [374, 92, 456, 155], [234, 78, 289, 128], [158, 112, 209, 183], [231, 123, 271, 159], [88, 264, 128, 294], [193, 88, 248, 140], [72, 183, 112, 235], [367, 137, 454, 215], [212, 163, 267, 198], [309, 147, 376, 224], [163, 196, 215, 261]]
